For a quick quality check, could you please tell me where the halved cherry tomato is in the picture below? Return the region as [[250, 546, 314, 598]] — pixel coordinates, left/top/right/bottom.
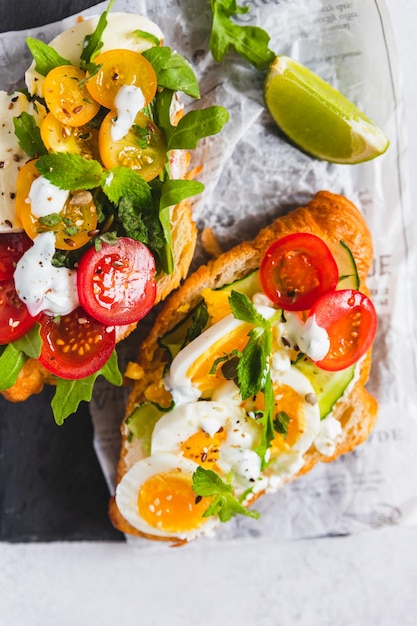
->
[[15, 160, 98, 251], [0, 278, 40, 344], [99, 110, 166, 180], [86, 49, 157, 109], [77, 237, 156, 325], [38, 307, 116, 379], [0, 232, 32, 280], [43, 65, 100, 127], [309, 289, 377, 371], [40, 112, 100, 160], [260, 233, 339, 311]]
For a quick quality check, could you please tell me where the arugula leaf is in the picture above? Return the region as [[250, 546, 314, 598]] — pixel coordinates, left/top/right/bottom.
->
[[133, 29, 161, 48], [255, 371, 276, 467], [143, 46, 200, 98], [26, 37, 71, 76], [209, 0, 275, 71], [51, 350, 122, 425], [80, 0, 115, 66], [0, 344, 28, 392], [36, 153, 104, 190], [13, 324, 42, 359], [167, 106, 229, 150], [238, 327, 271, 400], [192, 466, 260, 522], [13, 112, 48, 159]]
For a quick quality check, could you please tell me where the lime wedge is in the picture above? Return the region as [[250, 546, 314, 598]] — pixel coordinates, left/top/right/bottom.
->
[[264, 55, 389, 164]]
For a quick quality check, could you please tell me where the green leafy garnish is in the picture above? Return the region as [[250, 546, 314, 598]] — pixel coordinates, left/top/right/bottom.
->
[[254, 371, 276, 467], [143, 46, 200, 98], [133, 29, 161, 47], [209, 0, 275, 71], [26, 37, 71, 76], [167, 106, 230, 150], [102, 166, 152, 206], [0, 325, 42, 391], [13, 112, 48, 159], [192, 466, 260, 522], [35, 153, 103, 191], [80, 0, 115, 66], [51, 350, 122, 425], [274, 411, 291, 438]]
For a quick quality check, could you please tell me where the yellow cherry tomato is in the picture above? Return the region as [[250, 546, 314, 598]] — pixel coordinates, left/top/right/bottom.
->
[[99, 110, 167, 181], [86, 49, 157, 110], [40, 112, 100, 160], [15, 160, 98, 251], [43, 65, 100, 127]]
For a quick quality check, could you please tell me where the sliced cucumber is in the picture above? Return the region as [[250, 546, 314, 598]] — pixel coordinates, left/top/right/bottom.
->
[[220, 269, 262, 297], [125, 402, 164, 451], [295, 358, 355, 418], [331, 239, 360, 290]]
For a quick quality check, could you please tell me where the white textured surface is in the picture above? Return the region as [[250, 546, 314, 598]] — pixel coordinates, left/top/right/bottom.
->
[[1, 1, 417, 625]]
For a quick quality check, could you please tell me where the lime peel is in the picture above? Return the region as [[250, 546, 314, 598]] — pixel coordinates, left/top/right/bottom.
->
[[264, 55, 389, 164]]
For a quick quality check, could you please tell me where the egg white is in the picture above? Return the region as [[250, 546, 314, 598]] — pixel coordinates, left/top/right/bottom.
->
[[115, 452, 219, 540]]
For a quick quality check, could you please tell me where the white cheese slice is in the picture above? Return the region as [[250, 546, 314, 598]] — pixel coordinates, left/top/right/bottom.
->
[[0, 91, 45, 232], [26, 13, 163, 97]]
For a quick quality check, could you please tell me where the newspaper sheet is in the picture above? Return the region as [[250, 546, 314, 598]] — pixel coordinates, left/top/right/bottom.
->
[[1, 0, 416, 547]]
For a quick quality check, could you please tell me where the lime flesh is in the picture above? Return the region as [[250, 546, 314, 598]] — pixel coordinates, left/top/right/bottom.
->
[[264, 55, 389, 164]]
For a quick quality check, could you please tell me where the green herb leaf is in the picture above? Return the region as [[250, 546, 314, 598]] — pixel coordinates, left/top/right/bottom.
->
[[51, 350, 122, 425], [36, 153, 104, 190], [26, 37, 71, 76], [80, 0, 115, 66], [274, 411, 290, 438], [13, 324, 42, 359], [209, 0, 275, 71], [38, 213, 62, 227], [102, 166, 152, 206], [238, 326, 271, 400], [192, 466, 260, 522], [167, 105, 229, 150], [143, 46, 200, 98], [13, 112, 48, 159], [0, 344, 28, 391], [229, 290, 269, 328], [184, 303, 209, 347], [133, 29, 161, 47], [254, 371, 276, 467]]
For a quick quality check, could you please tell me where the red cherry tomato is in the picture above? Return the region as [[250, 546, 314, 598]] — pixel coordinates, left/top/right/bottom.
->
[[260, 233, 339, 311], [38, 307, 116, 379], [0, 232, 32, 280], [77, 238, 156, 326], [0, 278, 40, 344], [309, 289, 377, 371]]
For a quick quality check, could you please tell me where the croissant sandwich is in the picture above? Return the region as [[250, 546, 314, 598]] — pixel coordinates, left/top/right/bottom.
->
[[109, 190, 378, 543], [0, 6, 227, 421]]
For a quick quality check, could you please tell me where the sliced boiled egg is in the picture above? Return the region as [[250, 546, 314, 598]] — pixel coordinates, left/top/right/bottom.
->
[[151, 387, 263, 490], [115, 453, 219, 540]]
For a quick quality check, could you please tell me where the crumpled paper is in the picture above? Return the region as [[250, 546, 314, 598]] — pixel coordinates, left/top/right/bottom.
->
[[2, 0, 417, 547]]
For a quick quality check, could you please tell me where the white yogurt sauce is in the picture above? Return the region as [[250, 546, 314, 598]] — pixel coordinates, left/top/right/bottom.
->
[[14, 231, 79, 316], [111, 84, 146, 141], [28, 176, 69, 218]]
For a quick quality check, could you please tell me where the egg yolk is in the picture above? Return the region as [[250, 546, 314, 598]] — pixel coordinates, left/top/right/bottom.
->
[[187, 323, 252, 393], [137, 470, 209, 533], [180, 427, 227, 469]]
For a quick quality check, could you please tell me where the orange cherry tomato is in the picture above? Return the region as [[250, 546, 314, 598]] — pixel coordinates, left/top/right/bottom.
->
[[86, 49, 157, 110], [15, 160, 98, 251], [43, 65, 100, 127], [40, 112, 100, 160], [99, 110, 166, 180]]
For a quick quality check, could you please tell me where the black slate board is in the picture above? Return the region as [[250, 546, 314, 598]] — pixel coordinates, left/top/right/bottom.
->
[[0, 0, 124, 542]]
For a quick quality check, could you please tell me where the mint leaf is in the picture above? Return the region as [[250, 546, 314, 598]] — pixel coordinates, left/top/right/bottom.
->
[[143, 47, 200, 98], [80, 0, 115, 65], [102, 167, 152, 206], [36, 153, 103, 190], [0, 344, 27, 391], [192, 466, 260, 522], [51, 350, 122, 425], [209, 0, 275, 71], [13, 112, 48, 159], [167, 106, 229, 150], [26, 37, 71, 75], [229, 290, 269, 328]]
